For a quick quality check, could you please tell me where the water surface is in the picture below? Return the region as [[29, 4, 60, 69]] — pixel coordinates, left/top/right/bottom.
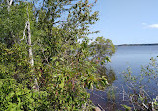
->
[[90, 45, 158, 110]]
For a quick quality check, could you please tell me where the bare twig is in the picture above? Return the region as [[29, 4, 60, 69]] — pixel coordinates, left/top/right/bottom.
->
[[142, 89, 152, 101], [89, 90, 106, 101], [142, 103, 148, 109], [98, 104, 105, 111], [122, 86, 125, 101], [130, 96, 136, 111]]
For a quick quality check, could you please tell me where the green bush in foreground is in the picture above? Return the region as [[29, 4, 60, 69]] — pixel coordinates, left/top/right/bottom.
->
[[0, 79, 49, 111], [0, 0, 115, 110]]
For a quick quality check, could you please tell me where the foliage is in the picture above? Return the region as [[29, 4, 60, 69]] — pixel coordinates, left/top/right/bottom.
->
[[0, 79, 49, 111], [0, 0, 115, 110], [121, 104, 132, 111], [121, 57, 158, 110], [0, 1, 27, 47], [90, 37, 115, 65]]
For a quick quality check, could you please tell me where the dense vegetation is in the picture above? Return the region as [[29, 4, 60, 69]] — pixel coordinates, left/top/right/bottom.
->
[[0, 0, 115, 110]]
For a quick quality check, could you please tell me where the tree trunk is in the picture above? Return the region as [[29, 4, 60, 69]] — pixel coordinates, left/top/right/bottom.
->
[[7, 0, 13, 11], [27, 21, 34, 66], [27, 19, 39, 91]]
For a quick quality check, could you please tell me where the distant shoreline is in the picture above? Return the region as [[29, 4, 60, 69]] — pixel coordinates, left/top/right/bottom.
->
[[116, 43, 158, 46]]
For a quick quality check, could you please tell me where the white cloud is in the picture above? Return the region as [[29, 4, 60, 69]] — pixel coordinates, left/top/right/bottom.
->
[[141, 23, 147, 25], [142, 23, 158, 29], [148, 24, 158, 28]]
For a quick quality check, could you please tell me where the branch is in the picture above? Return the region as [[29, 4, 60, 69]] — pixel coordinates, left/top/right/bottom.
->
[[87, 0, 98, 7], [9, 0, 13, 6], [7, 0, 13, 11], [122, 86, 125, 101], [97, 104, 105, 111], [20, 21, 28, 42]]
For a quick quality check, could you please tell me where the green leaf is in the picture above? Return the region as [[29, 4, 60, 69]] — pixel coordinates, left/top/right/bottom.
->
[[52, 57, 58, 62], [121, 104, 132, 111], [56, 61, 59, 66]]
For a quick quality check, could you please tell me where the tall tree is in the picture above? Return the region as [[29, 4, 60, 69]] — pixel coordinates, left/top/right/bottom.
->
[[0, 0, 115, 110]]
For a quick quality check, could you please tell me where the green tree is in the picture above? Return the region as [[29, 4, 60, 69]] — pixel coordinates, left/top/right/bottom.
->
[[90, 37, 115, 65], [0, 0, 115, 110]]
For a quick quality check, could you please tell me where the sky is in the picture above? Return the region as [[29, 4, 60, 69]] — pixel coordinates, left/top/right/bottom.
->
[[90, 0, 158, 45]]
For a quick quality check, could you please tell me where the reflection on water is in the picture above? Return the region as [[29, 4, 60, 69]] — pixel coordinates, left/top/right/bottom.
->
[[89, 66, 118, 110], [97, 66, 116, 84], [90, 45, 158, 111]]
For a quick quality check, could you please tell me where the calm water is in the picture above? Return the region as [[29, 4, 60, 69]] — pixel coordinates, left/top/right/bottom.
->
[[90, 45, 158, 111]]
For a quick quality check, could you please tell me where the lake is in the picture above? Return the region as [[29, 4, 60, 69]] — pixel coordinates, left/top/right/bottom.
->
[[90, 45, 158, 111]]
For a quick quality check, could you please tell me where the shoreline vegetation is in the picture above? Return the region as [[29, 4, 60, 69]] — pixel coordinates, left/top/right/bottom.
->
[[116, 43, 158, 46], [0, 0, 115, 111], [1, 0, 158, 110]]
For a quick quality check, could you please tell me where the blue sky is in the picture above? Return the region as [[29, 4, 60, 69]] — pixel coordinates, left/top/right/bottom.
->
[[90, 0, 158, 45]]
